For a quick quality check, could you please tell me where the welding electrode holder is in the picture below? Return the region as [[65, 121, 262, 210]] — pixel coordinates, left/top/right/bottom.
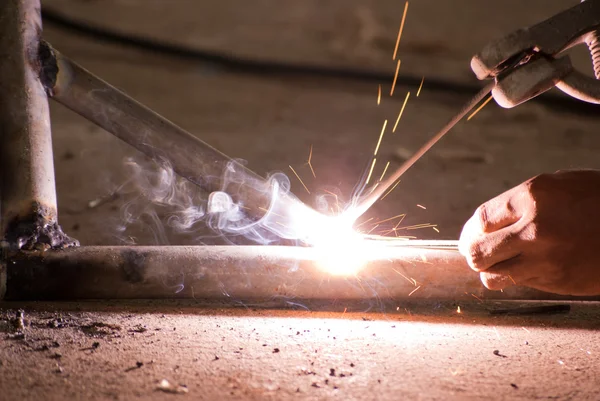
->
[[471, 0, 600, 108]]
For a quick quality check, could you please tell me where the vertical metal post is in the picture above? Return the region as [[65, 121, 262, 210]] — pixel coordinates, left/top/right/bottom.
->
[[0, 0, 77, 250]]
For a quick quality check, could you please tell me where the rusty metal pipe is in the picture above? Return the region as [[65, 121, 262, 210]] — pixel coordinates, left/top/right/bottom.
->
[[46, 47, 318, 240], [4, 244, 597, 302], [3, 244, 474, 300], [0, 0, 76, 250]]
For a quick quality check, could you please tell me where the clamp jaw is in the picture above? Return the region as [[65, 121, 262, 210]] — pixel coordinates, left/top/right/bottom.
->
[[472, 0, 600, 108]]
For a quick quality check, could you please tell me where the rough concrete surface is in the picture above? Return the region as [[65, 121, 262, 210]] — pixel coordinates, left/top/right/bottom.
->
[[3, 0, 600, 399], [2, 301, 600, 401]]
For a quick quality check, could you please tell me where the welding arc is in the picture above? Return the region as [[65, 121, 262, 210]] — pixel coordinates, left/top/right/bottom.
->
[[350, 82, 495, 220]]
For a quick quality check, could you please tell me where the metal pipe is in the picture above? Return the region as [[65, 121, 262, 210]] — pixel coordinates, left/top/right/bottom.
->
[[0, 1, 77, 250], [46, 47, 319, 240], [4, 244, 597, 301]]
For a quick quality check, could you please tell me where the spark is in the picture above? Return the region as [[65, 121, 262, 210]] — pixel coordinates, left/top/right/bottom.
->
[[393, 92, 411, 132], [508, 275, 517, 285], [374, 120, 388, 156], [369, 182, 380, 193], [457, 306, 462, 313], [378, 228, 413, 237], [390, 60, 402, 96], [377, 84, 382, 105], [375, 213, 406, 225], [392, 1, 409, 60], [380, 179, 401, 200], [467, 94, 494, 121], [522, 327, 530, 333], [396, 223, 437, 230], [392, 268, 416, 285], [365, 158, 378, 185], [355, 278, 367, 293], [366, 224, 380, 234], [323, 189, 341, 212], [393, 214, 407, 229], [416, 76, 425, 97], [289, 165, 310, 194], [416, 204, 426, 209], [379, 161, 391, 182], [307, 145, 316, 178], [408, 285, 421, 296], [350, 83, 494, 221], [355, 217, 374, 228], [470, 293, 483, 302], [432, 227, 440, 233], [343, 307, 347, 314]]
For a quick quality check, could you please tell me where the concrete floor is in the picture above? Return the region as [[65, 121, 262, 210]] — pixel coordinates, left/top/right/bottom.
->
[[3, 0, 600, 399], [2, 301, 600, 401]]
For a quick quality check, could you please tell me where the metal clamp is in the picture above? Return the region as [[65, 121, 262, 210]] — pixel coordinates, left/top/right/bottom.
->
[[471, 0, 600, 108]]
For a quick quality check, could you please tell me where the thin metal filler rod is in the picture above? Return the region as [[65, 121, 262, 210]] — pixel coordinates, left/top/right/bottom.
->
[[352, 83, 495, 220]]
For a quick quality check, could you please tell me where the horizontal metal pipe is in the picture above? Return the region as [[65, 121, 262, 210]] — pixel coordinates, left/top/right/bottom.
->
[[4, 244, 597, 301], [46, 46, 318, 239]]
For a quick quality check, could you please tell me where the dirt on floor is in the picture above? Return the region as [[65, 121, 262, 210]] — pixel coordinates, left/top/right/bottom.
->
[[1, 300, 600, 401], [3, 0, 600, 400]]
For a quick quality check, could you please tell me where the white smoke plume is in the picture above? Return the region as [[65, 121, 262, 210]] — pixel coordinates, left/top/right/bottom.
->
[[114, 157, 303, 247]]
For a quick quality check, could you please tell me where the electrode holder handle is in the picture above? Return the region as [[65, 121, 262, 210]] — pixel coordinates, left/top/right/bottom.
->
[[471, 0, 600, 107]]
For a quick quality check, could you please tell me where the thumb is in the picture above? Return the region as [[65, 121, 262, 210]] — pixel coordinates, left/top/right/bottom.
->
[[480, 272, 515, 291]]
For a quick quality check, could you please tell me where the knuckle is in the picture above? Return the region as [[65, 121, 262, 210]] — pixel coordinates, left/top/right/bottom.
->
[[475, 205, 489, 230], [514, 180, 538, 213], [476, 197, 518, 233], [465, 242, 487, 271], [531, 172, 552, 184], [521, 180, 535, 199], [526, 173, 552, 197]]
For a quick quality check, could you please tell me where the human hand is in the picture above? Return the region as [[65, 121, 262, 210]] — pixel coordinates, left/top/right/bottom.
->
[[459, 170, 600, 295]]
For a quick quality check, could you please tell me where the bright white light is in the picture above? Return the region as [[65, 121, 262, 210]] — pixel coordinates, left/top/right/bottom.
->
[[290, 207, 372, 276]]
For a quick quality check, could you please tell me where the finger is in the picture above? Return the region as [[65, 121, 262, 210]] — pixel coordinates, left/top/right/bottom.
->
[[476, 194, 521, 233], [458, 215, 481, 256], [480, 255, 527, 290], [480, 272, 514, 291], [460, 225, 523, 272]]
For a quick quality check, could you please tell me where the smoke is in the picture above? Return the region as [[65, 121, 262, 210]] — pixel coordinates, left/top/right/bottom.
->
[[108, 156, 396, 309], [114, 157, 302, 247]]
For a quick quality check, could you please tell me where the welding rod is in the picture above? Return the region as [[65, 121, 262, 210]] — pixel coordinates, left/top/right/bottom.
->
[[43, 44, 318, 237], [351, 83, 495, 220]]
